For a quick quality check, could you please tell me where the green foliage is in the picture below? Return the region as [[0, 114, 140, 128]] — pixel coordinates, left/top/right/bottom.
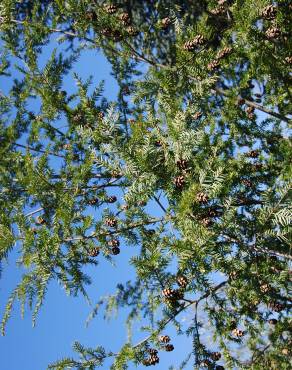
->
[[0, 0, 291, 369]]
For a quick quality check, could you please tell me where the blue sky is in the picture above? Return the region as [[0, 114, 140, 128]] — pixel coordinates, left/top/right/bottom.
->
[[0, 38, 196, 370]]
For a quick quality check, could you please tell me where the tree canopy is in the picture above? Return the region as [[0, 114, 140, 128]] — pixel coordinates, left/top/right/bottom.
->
[[0, 0, 291, 369]]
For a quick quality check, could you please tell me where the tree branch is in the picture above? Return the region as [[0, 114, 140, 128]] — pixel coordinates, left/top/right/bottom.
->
[[213, 87, 290, 123], [12, 142, 65, 158]]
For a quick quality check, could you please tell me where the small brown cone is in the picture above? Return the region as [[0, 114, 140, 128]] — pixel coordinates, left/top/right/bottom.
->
[[211, 352, 221, 361], [126, 26, 139, 36], [268, 301, 284, 312], [89, 247, 100, 257], [229, 271, 237, 279], [88, 198, 99, 205], [100, 27, 113, 37], [174, 175, 185, 189], [107, 195, 117, 203], [159, 335, 170, 343], [108, 238, 120, 247], [104, 4, 118, 14], [241, 179, 252, 187], [261, 5, 277, 20], [216, 46, 233, 59], [183, 40, 196, 52], [176, 275, 188, 289], [232, 328, 244, 337], [161, 17, 171, 29], [105, 217, 117, 227], [247, 150, 259, 158], [193, 111, 202, 120], [210, 6, 226, 16], [265, 26, 281, 40], [148, 348, 158, 355], [201, 359, 211, 367], [111, 246, 120, 255], [196, 192, 209, 204], [36, 216, 46, 225], [246, 106, 255, 114], [149, 354, 159, 365], [260, 283, 270, 293], [201, 217, 213, 227], [162, 288, 175, 299], [176, 159, 188, 171], [183, 35, 205, 51], [165, 344, 174, 352], [119, 12, 131, 25], [111, 170, 122, 178], [207, 60, 220, 71]]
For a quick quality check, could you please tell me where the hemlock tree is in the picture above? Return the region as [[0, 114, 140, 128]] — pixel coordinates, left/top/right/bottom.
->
[[0, 0, 291, 369]]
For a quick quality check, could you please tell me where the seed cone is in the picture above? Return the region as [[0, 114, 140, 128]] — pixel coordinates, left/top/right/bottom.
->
[[183, 35, 206, 51], [105, 217, 117, 227], [174, 175, 185, 189], [165, 344, 174, 352], [36, 216, 46, 225], [268, 301, 284, 312], [88, 198, 99, 205], [89, 247, 100, 257], [247, 150, 259, 158], [211, 352, 221, 361], [196, 192, 209, 204], [232, 328, 244, 337], [148, 348, 158, 355], [104, 4, 118, 14], [193, 111, 202, 120], [108, 239, 120, 247], [161, 17, 171, 29], [262, 5, 277, 20], [176, 275, 188, 288], [159, 335, 170, 343], [111, 246, 120, 255], [119, 12, 131, 25], [216, 46, 233, 59], [207, 59, 220, 71], [176, 159, 188, 171], [265, 26, 281, 40], [107, 195, 117, 203], [126, 26, 139, 36]]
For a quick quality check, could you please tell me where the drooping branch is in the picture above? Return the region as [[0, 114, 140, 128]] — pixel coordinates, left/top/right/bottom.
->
[[213, 87, 291, 123], [63, 217, 165, 242]]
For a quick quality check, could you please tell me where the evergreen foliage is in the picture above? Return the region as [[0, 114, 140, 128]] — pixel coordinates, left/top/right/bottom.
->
[[0, 0, 291, 369]]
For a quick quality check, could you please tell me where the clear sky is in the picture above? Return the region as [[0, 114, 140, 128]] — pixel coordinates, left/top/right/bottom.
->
[[0, 39, 195, 370]]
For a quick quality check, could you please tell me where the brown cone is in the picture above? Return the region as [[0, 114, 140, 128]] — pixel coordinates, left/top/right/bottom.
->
[[261, 5, 277, 20]]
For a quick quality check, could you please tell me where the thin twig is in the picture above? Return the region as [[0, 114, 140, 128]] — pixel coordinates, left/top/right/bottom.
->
[[64, 218, 165, 242], [213, 87, 290, 123], [12, 142, 65, 158], [153, 195, 168, 213], [25, 207, 44, 217]]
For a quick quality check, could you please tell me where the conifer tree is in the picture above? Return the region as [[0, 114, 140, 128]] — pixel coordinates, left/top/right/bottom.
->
[[0, 1, 291, 369]]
